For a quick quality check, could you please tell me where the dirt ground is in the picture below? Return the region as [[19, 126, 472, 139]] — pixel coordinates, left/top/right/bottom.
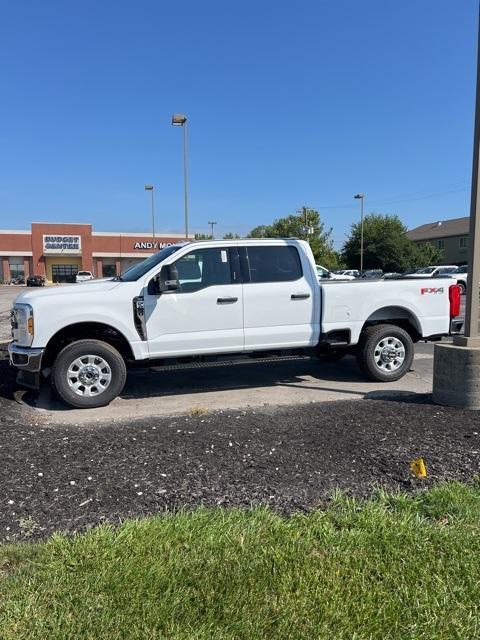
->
[[1, 344, 479, 542]]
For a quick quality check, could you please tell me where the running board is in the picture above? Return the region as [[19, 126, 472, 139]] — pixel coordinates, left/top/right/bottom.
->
[[147, 354, 313, 373]]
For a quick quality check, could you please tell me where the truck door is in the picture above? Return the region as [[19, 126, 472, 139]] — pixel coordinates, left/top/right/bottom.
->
[[144, 246, 244, 357], [240, 244, 318, 350]]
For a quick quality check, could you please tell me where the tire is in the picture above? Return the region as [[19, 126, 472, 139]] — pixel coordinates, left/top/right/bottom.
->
[[356, 324, 414, 382], [52, 339, 127, 408]]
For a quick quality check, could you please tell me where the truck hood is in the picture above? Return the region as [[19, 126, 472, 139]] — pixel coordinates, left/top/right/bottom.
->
[[14, 279, 122, 304]]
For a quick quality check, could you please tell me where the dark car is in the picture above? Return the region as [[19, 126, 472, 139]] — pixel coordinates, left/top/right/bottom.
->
[[26, 275, 46, 287], [360, 269, 383, 279]]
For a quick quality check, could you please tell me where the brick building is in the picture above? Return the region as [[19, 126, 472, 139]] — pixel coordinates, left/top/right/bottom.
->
[[0, 223, 188, 282]]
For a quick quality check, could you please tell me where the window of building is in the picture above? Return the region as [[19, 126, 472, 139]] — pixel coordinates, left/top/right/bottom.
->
[[437, 239, 445, 250], [459, 236, 468, 249], [246, 246, 303, 283], [103, 264, 117, 277], [173, 247, 235, 293], [9, 257, 24, 279], [51, 264, 78, 283]]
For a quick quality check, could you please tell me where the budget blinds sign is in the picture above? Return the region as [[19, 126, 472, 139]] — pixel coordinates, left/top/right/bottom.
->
[[43, 235, 82, 254], [133, 241, 175, 250]]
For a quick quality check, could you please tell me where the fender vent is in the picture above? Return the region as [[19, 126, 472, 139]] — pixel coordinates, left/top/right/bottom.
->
[[133, 296, 146, 341]]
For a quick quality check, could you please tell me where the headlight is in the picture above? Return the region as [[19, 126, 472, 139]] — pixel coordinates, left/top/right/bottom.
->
[[11, 304, 34, 346]]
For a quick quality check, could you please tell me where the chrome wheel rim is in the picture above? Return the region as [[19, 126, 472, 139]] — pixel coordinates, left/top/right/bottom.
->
[[67, 355, 112, 397], [373, 337, 406, 372]]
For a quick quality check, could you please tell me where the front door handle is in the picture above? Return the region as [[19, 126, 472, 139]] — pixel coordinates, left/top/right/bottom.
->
[[291, 293, 310, 300], [217, 297, 238, 304]]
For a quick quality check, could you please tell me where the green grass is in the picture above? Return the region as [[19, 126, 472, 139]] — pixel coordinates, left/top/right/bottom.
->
[[1, 483, 480, 639]]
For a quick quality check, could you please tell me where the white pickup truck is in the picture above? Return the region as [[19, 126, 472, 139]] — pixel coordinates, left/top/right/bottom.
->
[[8, 239, 462, 408]]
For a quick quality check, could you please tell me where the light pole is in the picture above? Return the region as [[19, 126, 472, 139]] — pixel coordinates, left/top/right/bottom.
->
[[208, 220, 217, 238], [432, 10, 480, 410], [172, 113, 189, 239], [144, 184, 155, 239], [354, 193, 365, 271]]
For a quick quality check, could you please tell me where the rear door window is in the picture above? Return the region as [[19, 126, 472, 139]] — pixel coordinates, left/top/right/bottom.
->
[[245, 246, 303, 283]]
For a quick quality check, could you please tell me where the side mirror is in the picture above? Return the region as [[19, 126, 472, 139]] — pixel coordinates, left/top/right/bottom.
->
[[148, 264, 180, 295], [159, 264, 180, 293]]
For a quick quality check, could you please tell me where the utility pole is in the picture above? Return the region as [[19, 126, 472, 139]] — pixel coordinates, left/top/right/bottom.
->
[[208, 220, 217, 238]]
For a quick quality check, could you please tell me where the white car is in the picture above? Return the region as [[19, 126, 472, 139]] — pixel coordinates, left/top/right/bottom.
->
[[408, 266, 458, 278], [76, 271, 94, 283], [450, 266, 468, 294], [333, 269, 360, 279], [9, 239, 462, 408], [316, 265, 355, 280]]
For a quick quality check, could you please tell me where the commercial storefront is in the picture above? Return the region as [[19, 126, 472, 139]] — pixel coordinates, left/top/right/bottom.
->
[[0, 223, 189, 282]]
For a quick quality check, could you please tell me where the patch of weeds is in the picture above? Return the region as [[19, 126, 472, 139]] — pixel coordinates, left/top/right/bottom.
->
[[188, 407, 209, 417], [18, 517, 39, 537]]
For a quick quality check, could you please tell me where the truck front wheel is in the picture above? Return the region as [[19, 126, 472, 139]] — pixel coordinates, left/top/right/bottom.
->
[[52, 339, 127, 408], [356, 324, 414, 382]]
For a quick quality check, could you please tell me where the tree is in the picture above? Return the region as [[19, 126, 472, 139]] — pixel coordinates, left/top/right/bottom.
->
[[194, 233, 213, 240], [341, 213, 437, 273], [248, 207, 340, 268], [413, 242, 444, 268], [223, 232, 241, 239]]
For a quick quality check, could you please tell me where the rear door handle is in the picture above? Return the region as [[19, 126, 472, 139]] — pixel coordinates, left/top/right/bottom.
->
[[217, 297, 238, 304], [291, 293, 310, 300]]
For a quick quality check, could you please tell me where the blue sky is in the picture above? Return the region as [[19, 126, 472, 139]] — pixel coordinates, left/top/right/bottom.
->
[[0, 0, 478, 246]]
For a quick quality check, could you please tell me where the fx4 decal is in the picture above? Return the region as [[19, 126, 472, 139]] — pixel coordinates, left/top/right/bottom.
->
[[421, 287, 444, 295]]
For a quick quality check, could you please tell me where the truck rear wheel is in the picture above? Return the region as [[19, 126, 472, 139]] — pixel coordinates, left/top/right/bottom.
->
[[356, 324, 414, 382], [52, 339, 126, 408]]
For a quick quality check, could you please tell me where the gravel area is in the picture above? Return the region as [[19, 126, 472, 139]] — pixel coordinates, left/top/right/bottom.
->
[[1, 345, 479, 542]]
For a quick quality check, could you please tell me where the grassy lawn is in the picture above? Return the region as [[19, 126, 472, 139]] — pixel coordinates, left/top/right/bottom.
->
[[0, 483, 479, 639]]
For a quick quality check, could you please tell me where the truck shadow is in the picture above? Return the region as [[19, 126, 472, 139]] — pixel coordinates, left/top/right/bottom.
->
[[9, 355, 433, 413]]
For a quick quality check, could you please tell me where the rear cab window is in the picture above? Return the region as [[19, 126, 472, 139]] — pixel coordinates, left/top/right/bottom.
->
[[243, 245, 303, 283]]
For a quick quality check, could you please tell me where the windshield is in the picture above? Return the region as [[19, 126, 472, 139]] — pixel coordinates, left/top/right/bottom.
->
[[118, 244, 185, 282], [78, 271, 91, 276], [452, 267, 467, 274], [416, 267, 436, 274]]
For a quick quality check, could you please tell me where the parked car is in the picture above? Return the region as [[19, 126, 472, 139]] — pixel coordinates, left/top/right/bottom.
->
[[26, 275, 46, 287], [316, 265, 355, 280], [408, 265, 457, 278], [360, 270, 383, 279], [332, 269, 360, 278], [9, 276, 25, 285], [450, 266, 468, 294], [382, 272, 403, 279], [9, 239, 462, 409], [76, 270, 94, 283]]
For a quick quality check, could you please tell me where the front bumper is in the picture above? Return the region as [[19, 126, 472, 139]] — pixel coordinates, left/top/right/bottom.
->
[[8, 343, 45, 372]]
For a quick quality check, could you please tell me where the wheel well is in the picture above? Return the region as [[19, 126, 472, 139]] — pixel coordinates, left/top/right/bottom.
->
[[44, 322, 134, 367], [361, 306, 422, 342]]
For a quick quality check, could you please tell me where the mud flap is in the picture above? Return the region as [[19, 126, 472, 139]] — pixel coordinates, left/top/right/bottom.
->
[[17, 370, 41, 390]]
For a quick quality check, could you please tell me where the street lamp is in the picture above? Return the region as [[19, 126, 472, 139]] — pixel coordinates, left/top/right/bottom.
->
[[171, 113, 189, 240], [144, 184, 155, 239], [354, 193, 365, 272], [208, 220, 217, 238]]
